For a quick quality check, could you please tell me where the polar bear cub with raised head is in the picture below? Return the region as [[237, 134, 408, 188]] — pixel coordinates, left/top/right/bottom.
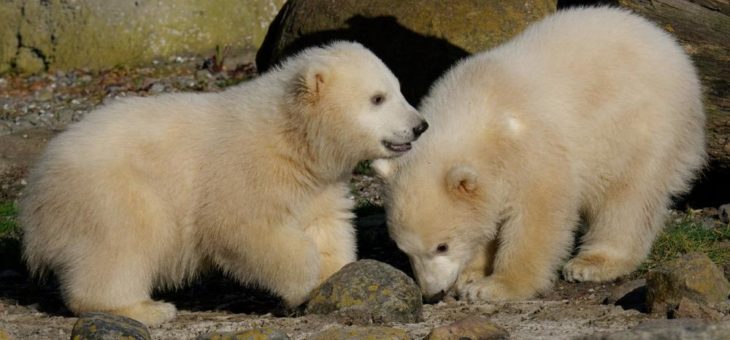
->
[[376, 7, 705, 302], [20, 42, 428, 325]]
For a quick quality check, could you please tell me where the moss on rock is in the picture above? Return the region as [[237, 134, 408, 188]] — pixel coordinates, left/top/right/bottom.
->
[[306, 260, 422, 324]]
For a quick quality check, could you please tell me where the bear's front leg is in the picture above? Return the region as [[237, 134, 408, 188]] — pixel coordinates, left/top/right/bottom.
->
[[303, 211, 357, 283], [454, 239, 497, 294], [459, 185, 579, 302], [301, 185, 357, 283], [211, 224, 322, 308]]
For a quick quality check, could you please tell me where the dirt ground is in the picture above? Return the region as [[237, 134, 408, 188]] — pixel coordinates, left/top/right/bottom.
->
[[0, 55, 726, 339]]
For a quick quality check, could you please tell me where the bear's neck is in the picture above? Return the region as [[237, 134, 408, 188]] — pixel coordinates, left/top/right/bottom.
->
[[281, 112, 359, 185]]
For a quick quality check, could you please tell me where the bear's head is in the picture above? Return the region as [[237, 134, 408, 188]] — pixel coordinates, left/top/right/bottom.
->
[[374, 156, 502, 301], [284, 42, 428, 167]]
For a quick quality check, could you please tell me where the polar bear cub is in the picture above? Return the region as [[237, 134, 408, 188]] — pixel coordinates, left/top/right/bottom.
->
[[20, 42, 427, 325], [375, 7, 705, 302]]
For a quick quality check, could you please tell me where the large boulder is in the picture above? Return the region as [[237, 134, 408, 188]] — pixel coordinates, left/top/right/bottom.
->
[[256, 0, 557, 105], [0, 0, 286, 73]]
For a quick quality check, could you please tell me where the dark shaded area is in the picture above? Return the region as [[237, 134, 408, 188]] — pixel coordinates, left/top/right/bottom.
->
[[557, 0, 619, 9], [610, 285, 649, 313], [678, 165, 730, 208], [0, 207, 412, 317], [257, 14, 469, 106]]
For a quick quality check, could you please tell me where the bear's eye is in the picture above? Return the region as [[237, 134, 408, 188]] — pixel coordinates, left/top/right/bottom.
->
[[436, 243, 449, 253], [371, 93, 386, 106]]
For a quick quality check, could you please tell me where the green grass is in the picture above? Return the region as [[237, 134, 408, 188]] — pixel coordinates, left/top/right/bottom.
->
[[0, 201, 18, 236], [639, 211, 730, 272]]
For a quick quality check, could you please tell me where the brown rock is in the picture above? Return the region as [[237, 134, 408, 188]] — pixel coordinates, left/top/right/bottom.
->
[[256, 0, 556, 105], [673, 297, 724, 321], [307, 326, 409, 340], [646, 252, 730, 314], [426, 315, 509, 340]]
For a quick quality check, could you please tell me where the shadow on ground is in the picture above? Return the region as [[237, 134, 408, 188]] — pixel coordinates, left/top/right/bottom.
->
[[0, 206, 410, 317]]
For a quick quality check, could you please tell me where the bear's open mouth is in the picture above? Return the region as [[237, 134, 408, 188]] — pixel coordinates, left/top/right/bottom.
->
[[383, 141, 412, 153]]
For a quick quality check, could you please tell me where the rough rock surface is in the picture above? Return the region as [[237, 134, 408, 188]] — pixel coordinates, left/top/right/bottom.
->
[[673, 297, 724, 321], [256, 0, 556, 105], [71, 312, 151, 340], [576, 318, 730, 340], [196, 327, 290, 340], [305, 260, 422, 324], [307, 326, 409, 340], [425, 315, 509, 340], [646, 252, 730, 314]]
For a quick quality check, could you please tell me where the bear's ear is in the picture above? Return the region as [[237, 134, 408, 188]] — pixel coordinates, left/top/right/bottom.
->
[[292, 63, 329, 105], [446, 165, 479, 195], [371, 158, 396, 179]]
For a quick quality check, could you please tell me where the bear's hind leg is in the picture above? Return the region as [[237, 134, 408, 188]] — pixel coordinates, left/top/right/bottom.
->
[[563, 184, 668, 282], [61, 250, 176, 326]]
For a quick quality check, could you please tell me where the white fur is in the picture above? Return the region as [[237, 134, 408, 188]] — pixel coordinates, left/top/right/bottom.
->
[[20, 41, 426, 325], [380, 7, 705, 302]]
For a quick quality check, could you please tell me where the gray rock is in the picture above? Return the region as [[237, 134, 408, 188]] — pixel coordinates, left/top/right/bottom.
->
[[646, 252, 730, 314], [71, 312, 151, 340], [305, 259, 422, 324], [147, 83, 166, 94], [574, 319, 730, 340], [196, 328, 290, 340], [719, 204, 730, 224], [307, 326, 409, 340], [426, 315, 509, 340]]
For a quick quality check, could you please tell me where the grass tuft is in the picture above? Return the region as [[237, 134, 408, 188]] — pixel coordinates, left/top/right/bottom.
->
[[640, 210, 730, 272], [0, 201, 18, 236]]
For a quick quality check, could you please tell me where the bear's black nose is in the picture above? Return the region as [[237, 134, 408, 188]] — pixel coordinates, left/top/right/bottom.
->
[[413, 120, 429, 138]]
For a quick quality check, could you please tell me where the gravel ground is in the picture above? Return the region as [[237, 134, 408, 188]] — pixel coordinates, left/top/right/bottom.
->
[[1, 54, 728, 339]]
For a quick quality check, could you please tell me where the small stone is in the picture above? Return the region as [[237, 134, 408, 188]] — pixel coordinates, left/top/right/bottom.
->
[[196, 328, 290, 340], [148, 83, 166, 94], [35, 87, 54, 102], [306, 259, 422, 324], [71, 312, 151, 340], [646, 252, 730, 314], [307, 326, 409, 340], [426, 315, 509, 340], [673, 297, 723, 321], [719, 204, 730, 224], [15, 47, 45, 74], [195, 69, 214, 80]]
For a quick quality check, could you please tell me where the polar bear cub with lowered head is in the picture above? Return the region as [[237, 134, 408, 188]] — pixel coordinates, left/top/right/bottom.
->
[[20, 41, 428, 325], [375, 7, 705, 302]]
